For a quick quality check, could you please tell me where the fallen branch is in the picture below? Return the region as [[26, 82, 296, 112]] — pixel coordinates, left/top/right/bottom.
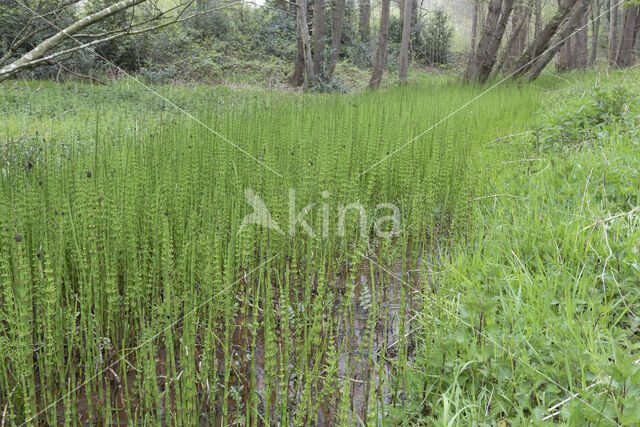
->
[[580, 206, 640, 232]]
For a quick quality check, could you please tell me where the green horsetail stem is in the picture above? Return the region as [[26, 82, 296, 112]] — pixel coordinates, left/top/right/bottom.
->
[[0, 78, 543, 424]]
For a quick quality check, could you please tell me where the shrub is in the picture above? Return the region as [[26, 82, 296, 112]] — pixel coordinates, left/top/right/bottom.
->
[[535, 83, 639, 149], [413, 9, 453, 66], [389, 8, 453, 66]]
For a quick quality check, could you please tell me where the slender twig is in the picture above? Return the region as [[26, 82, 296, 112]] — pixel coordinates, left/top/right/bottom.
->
[[580, 206, 640, 232], [472, 193, 528, 201], [2, 1, 242, 78], [57, 62, 107, 85]]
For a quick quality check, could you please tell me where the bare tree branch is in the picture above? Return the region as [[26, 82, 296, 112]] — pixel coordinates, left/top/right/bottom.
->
[[57, 61, 107, 85], [0, 0, 148, 80], [73, 0, 193, 39], [0, 0, 241, 82]]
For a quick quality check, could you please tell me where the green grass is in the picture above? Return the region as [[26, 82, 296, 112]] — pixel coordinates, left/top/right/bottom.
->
[[400, 71, 640, 425], [3, 71, 635, 425]]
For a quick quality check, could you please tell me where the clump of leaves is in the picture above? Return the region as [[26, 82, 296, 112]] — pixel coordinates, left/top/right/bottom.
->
[[400, 74, 640, 425], [534, 82, 639, 149]]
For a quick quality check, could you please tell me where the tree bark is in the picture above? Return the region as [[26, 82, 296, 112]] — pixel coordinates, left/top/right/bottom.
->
[[491, 0, 532, 76], [507, 0, 532, 69], [526, 0, 591, 79], [575, 11, 589, 67], [535, 0, 543, 37], [327, 0, 347, 78], [359, 0, 371, 41], [313, 0, 326, 76], [471, 0, 480, 51], [291, 38, 305, 86], [512, 0, 580, 76], [399, 0, 413, 82], [590, 0, 601, 65], [464, 0, 515, 82], [614, 3, 640, 67], [296, 0, 315, 84], [370, 0, 391, 89], [411, 0, 419, 29], [557, 0, 588, 72], [557, 33, 574, 70], [609, 0, 619, 65]]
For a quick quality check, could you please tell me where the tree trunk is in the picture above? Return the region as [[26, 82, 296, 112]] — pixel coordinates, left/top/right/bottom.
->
[[535, 0, 543, 37], [296, 0, 315, 84], [609, 0, 619, 65], [327, 0, 347, 78], [313, 0, 326, 76], [575, 11, 589, 67], [512, 0, 580, 76], [465, 0, 515, 82], [359, 0, 371, 41], [614, 3, 640, 67], [558, 0, 588, 71], [291, 39, 305, 86], [411, 0, 419, 28], [557, 35, 572, 70], [491, 0, 532, 76], [557, 0, 573, 71], [507, 0, 532, 69], [471, 0, 480, 51], [399, 0, 413, 82], [370, 0, 391, 89], [590, 0, 600, 65], [526, 0, 591, 79], [511, 2, 531, 59]]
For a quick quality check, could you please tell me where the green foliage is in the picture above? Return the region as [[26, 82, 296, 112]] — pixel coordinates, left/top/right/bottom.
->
[[131, 5, 298, 84], [413, 9, 454, 66], [343, 40, 374, 68], [0, 5, 23, 54], [307, 75, 350, 93], [535, 83, 639, 149], [390, 9, 453, 66], [401, 71, 640, 425], [251, 8, 298, 58], [1, 1, 78, 78], [1, 0, 453, 87], [189, 7, 235, 39], [0, 76, 541, 424], [2, 1, 299, 84]]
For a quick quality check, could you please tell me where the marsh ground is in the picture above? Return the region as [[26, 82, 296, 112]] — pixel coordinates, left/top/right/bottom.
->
[[1, 71, 639, 425]]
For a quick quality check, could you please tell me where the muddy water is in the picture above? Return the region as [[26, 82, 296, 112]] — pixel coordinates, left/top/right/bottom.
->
[[35, 254, 430, 426], [250, 254, 428, 425], [340, 257, 424, 423]]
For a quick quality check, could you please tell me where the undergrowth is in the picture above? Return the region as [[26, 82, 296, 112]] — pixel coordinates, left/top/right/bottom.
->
[[402, 72, 640, 425], [0, 78, 542, 424]]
